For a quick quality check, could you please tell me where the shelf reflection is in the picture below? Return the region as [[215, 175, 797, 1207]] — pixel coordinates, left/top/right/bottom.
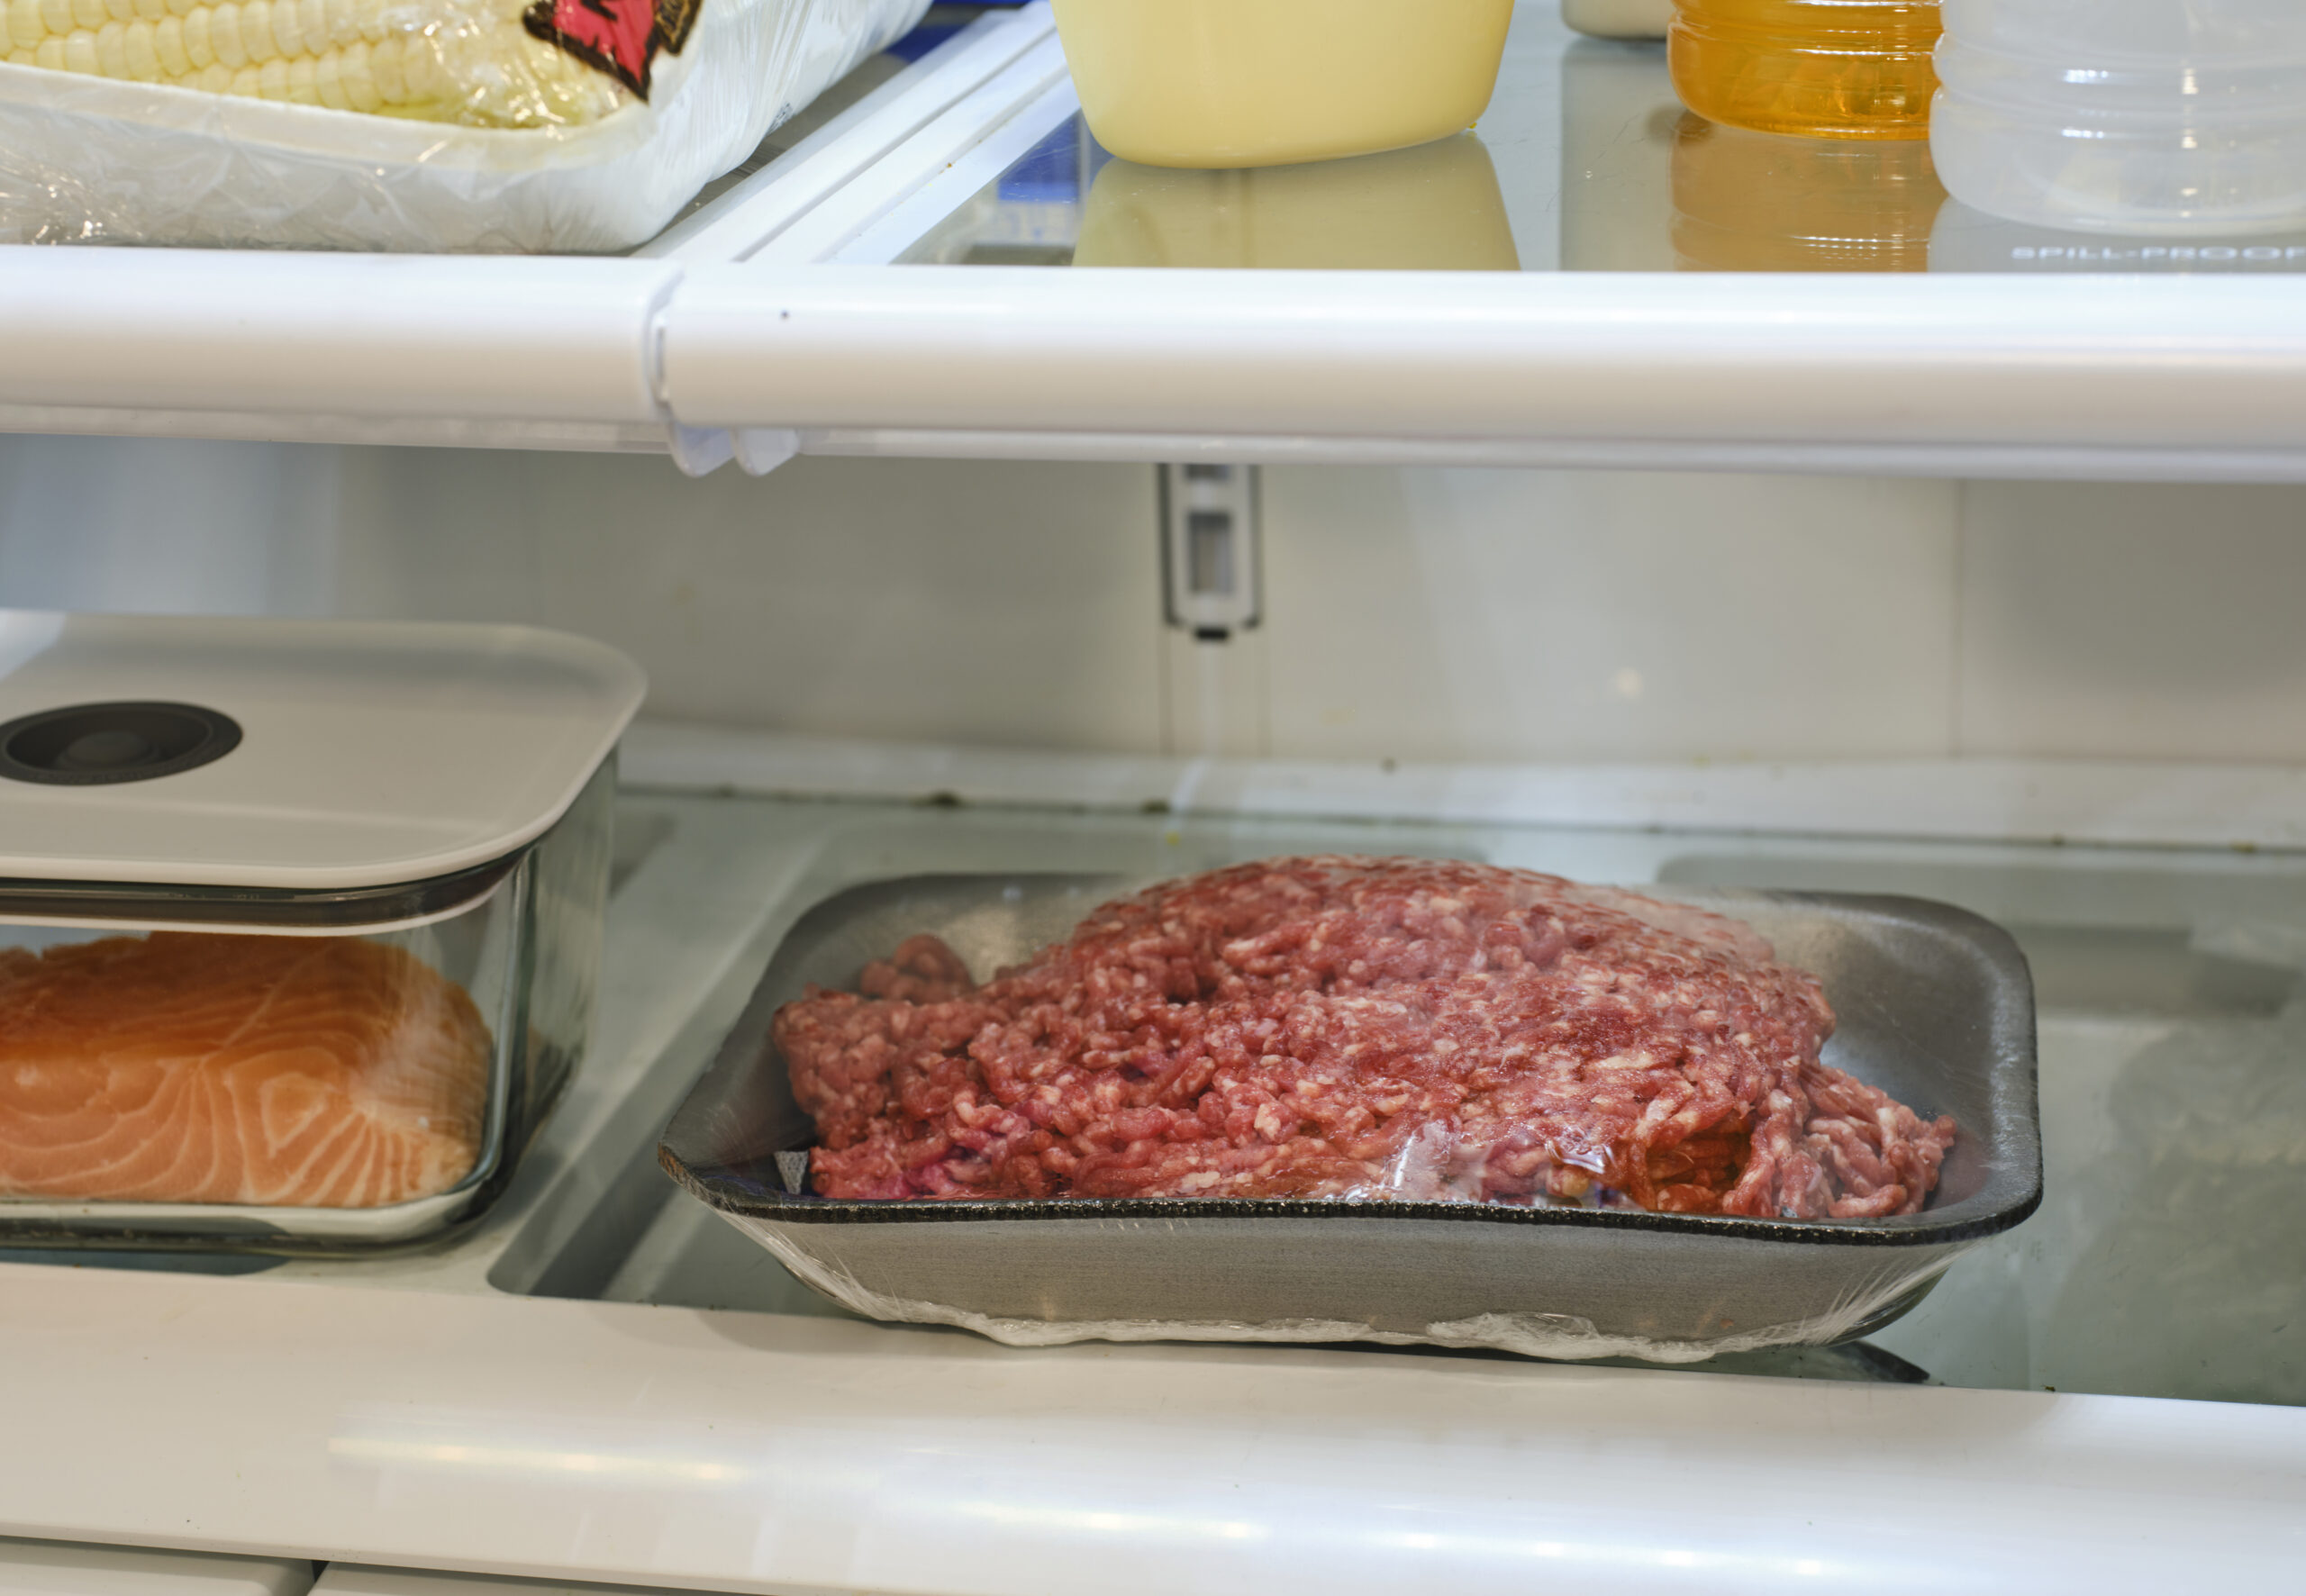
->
[[1928, 201, 2306, 276], [1075, 138, 1519, 272], [1557, 38, 2306, 275], [898, 31, 2306, 276], [1560, 38, 1947, 271], [1671, 115, 1944, 272]]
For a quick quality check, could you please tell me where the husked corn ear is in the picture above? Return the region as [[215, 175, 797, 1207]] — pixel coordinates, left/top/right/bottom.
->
[[3, 0, 626, 125]]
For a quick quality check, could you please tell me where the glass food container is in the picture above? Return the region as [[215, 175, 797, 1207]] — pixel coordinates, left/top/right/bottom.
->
[[0, 612, 643, 1253], [1049, 0, 1516, 169]]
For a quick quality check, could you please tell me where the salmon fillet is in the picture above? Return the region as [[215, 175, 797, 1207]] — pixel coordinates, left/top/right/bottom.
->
[[0, 933, 492, 1209]]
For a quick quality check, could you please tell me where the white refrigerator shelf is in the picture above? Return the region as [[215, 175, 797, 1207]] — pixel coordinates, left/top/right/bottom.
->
[[1, 2, 2304, 480]]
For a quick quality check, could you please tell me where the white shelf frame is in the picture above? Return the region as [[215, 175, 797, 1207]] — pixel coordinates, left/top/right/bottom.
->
[[3, 1, 2305, 481], [4, 1257, 2299, 1595]]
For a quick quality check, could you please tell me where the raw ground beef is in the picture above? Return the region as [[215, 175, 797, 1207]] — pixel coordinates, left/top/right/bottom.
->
[[777, 857, 1957, 1219]]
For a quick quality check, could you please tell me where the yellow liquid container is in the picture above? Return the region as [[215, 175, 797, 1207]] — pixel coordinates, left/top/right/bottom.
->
[[1669, 0, 1941, 141], [1049, 0, 1516, 169]]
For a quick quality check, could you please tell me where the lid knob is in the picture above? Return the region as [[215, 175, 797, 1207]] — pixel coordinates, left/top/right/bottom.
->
[[0, 703, 242, 786], [61, 729, 158, 771]]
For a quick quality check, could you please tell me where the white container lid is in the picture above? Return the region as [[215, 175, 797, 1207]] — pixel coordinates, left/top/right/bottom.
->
[[0, 612, 645, 891]]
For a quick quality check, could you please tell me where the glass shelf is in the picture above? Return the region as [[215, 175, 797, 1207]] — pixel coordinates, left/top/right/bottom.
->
[[10, 4, 2306, 468], [7, 779, 2299, 1410], [887, 22, 2306, 276], [3, 777, 2301, 1592]]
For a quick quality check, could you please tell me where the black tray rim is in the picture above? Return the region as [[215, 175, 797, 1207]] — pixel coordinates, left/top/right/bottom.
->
[[660, 875, 2044, 1252]]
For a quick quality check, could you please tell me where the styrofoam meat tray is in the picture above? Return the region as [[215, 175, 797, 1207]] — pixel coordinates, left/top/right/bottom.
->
[[660, 874, 2041, 1363]]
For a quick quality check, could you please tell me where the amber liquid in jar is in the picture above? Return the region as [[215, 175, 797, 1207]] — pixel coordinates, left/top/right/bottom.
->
[[1670, 0, 1942, 141]]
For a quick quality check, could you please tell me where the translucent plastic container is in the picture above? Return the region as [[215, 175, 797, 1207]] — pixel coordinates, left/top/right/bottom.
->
[[1049, 0, 1515, 170], [1670, 0, 1942, 141], [0, 612, 642, 1252], [1932, 0, 2306, 237]]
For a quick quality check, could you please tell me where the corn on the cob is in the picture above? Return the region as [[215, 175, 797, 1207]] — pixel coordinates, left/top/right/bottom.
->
[[0, 0, 627, 126]]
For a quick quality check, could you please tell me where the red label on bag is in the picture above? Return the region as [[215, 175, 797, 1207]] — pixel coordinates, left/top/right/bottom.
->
[[522, 0, 698, 99]]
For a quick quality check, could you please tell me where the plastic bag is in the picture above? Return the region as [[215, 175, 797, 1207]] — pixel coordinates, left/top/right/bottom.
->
[[0, 0, 929, 251]]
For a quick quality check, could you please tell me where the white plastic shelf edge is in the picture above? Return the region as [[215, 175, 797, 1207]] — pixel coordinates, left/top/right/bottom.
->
[[3, 256, 2303, 474], [0, 1265, 2298, 1596], [660, 267, 2306, 457], [0, 407, 676, 455], [0, 251, 677, 423]]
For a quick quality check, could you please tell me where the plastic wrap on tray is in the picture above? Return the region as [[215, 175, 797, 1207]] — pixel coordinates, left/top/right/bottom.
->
[[779, 863, 1961, 1220], [0, 0, 929, 250], [659, 867, 2043, 1363]]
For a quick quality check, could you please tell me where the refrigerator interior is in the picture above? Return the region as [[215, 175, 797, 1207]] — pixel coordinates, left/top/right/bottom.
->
[[1, 444, 2302, 1418]]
